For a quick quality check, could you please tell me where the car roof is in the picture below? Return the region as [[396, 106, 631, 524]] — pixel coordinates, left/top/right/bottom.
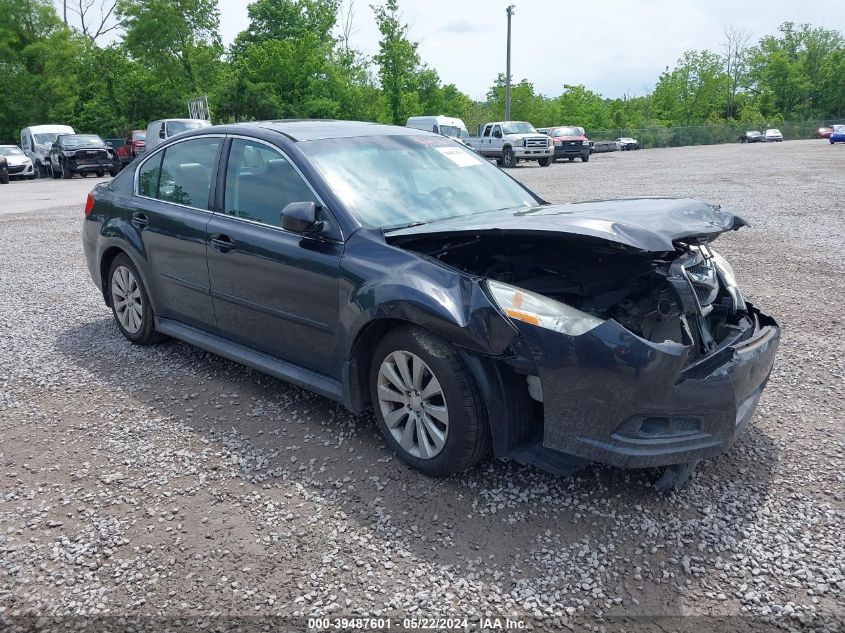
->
[[229, 120, 431, 142]]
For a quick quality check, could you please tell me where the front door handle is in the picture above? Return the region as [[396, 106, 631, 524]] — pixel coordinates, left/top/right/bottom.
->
[[209, 233, 235, 253], [131, 212, 149, 229]]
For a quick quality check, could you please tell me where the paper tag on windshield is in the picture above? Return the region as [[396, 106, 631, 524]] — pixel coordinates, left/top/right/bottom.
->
[[435, 146, 482, 167]]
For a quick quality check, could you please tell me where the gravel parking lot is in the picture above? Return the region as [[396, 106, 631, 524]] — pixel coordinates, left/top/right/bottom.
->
[[1, 140, 843, 632]]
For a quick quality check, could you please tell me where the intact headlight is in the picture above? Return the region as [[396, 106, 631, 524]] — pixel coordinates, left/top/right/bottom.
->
[[487, 280, 605, 336], [63, 151, 76, 157]]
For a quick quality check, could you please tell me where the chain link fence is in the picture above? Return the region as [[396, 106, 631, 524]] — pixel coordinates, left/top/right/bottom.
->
[[588, 119, 845, 149]]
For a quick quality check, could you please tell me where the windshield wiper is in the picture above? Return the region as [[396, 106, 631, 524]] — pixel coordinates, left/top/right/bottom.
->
[[383, 221, 427, 233]]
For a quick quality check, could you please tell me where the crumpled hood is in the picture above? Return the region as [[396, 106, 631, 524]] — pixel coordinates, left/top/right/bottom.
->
[[386, 198, 748, 252]]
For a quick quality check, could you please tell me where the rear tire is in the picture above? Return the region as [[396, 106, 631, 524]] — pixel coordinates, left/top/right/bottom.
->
[[369, 325, 491, 477], [568, 157, 575, 162], [107, 254, 163, 346]]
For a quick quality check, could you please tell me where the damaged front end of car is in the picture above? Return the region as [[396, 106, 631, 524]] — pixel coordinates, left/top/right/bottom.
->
[[386, 198, 780, 477]]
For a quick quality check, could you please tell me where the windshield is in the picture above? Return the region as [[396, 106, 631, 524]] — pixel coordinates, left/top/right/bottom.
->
[[134, 132, 146, 141], [748, 131, 761, 135], [552, 127, 581, 137], [166, 120, 209, 135], [60, 135, 106, 147], [0, 146, 25, 156], [766, 129, 781, 134], [301, 135, 540, 229], [34, 133, 60, 145], [438, 125, 468, 139], [502, 122, 537, 135]]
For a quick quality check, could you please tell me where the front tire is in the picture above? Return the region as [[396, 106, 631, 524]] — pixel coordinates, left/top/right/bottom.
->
[[61, 160, 73, 179], [538, 157, 551, 167], [0, 172, 8, 185], [501, 147, 516, 168], [370, 326, 490, 477], [51, 162, 61, 179], [108, 254, 162, 345], [581, 153, 590, 162]]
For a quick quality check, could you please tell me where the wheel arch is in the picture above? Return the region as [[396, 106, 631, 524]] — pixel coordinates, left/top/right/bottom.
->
[[342, 317, 532, 458], [98, 245, 158, 312]]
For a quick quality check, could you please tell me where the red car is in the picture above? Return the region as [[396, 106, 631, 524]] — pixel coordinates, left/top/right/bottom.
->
[[538, 126, 590, 162], [116, 130, 146, 164], [816, 126, 834, 139]]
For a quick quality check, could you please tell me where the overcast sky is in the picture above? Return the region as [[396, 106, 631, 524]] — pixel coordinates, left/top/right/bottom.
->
[[62, 0, 845, 99]]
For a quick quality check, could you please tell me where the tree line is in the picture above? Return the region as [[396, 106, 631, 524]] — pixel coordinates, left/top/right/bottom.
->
[[1, 0, 844, 143]]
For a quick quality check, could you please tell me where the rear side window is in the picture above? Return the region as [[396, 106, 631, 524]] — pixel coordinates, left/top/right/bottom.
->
[[156, 138, 220, 209], [138, 138, 220, 207], [138, 151, 162, 197], [223, 139, 318, 227]]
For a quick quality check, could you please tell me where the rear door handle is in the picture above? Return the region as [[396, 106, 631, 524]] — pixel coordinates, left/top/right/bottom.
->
[[131, 212, 149, 229], [209, 233, 235, 253]]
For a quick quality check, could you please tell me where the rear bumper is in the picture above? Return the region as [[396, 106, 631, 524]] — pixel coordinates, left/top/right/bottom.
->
[[513, 303, 779, 469]]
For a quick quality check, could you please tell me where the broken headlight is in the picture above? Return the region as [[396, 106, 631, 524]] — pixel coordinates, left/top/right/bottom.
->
[[487, 280, 605, 336], [710, 250, 746, 313]]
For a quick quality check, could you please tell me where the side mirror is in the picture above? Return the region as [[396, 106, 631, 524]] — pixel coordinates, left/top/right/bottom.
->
[[493, 130, 502, 138], [159, 126, 166, 139], [281, 201, 323, 235]]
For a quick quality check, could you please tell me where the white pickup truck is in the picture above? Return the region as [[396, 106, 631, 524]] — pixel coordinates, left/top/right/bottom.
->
[[466, 121, 553, 168]]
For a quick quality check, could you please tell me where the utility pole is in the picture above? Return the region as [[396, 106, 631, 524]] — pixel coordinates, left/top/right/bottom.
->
[[63, 0, 68, 24], [505, 4, 515, 120]]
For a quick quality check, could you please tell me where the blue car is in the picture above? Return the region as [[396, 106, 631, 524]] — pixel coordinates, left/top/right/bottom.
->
[[831, 125, 845, 144]]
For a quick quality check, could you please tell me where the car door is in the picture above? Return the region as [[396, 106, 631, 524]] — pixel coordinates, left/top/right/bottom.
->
[[205, 137, 342, 376], [131, 135, 222, 329], [491, 124, 504, 154]]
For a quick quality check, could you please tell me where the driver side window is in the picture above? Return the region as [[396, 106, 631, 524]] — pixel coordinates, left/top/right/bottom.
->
[[223, 139, 319, 227]]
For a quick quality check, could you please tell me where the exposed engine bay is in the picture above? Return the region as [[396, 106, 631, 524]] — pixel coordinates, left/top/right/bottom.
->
[[391, 233, 754, 357]]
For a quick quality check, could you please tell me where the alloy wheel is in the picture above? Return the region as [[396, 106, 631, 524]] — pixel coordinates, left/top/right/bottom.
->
[[111, 265, 143, 334], [376, 350, 449, 459]]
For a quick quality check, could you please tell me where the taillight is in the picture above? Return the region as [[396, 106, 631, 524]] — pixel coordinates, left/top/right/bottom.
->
[[84, 192, 95, 216]]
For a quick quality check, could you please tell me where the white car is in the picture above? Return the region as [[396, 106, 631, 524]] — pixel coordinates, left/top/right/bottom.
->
[[764, 128, 783, 142], [616, 137, 640, 150], [0, 145, 35, 179]]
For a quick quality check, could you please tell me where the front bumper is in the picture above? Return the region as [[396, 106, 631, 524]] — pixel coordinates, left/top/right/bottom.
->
[[553, 144, 588, 158], [513, 303, 779, 468], [513, 146, 554, 158], [66, 157, 114, 172], [8, 162, 34, 176]]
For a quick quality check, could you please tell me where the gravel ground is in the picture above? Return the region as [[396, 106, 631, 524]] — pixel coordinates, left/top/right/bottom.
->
[[0, 140, 843, 632]]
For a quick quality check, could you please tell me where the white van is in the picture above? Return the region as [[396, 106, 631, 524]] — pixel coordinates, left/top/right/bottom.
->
[[406, 116, 470, 143], [21, 125, 75, 178], [145, 119, 212, 151]]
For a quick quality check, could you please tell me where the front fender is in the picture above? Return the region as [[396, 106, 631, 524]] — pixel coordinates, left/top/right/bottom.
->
[[339, 230, 518, 361]]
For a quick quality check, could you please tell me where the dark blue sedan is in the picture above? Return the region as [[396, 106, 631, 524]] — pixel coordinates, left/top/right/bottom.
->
[[81, 120, 779, 488], [830, 125, 845, 144]]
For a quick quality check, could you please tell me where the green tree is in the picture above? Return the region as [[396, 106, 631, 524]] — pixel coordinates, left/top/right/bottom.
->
[[371, 0, 420, 125], [653, 50, 727, 125]]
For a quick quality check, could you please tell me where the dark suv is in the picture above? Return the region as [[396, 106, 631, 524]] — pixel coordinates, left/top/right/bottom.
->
[[50, 134, 118, 179], [82, 121, 779, 487]]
